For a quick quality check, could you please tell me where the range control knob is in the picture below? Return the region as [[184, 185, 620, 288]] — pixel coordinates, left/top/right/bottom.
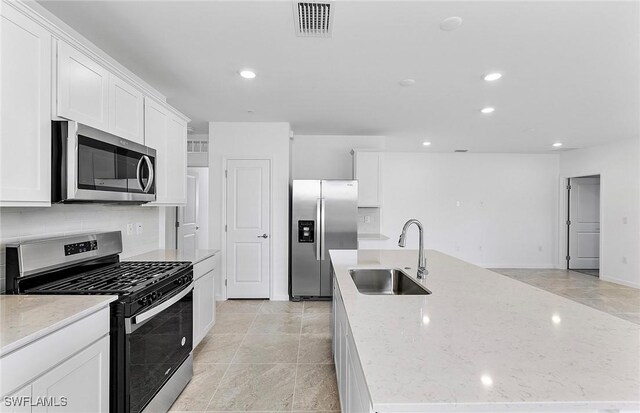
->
[[138, 297, 147, 306], [176, 278, 183, 286], [151, 292, 158, 300]]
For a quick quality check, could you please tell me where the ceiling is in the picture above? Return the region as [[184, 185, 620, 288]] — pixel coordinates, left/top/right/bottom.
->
[[39, 1, 639, 153]]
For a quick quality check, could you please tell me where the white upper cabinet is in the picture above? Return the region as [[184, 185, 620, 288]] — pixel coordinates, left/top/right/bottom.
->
[[145, 98, 188, 205], [109, 75, 144, 144], [353, 151, 383, 207], [0, 3, 52, 207], [57, 41, 110, 130]]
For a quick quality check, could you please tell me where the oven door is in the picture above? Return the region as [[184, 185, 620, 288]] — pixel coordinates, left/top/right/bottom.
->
[[125, 284, 193, 413], [59, 121, 156, 203]]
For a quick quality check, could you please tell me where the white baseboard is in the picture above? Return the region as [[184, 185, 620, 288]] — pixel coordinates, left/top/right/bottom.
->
[[270, 294, 290, 301], [600, 275, 640, 289]]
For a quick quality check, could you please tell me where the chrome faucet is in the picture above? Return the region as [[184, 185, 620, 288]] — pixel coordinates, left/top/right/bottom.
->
[[398, 219, 427, 279]]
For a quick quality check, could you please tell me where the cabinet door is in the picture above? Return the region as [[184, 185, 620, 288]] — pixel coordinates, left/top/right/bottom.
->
[[57, 41, 109, 130], [199, 270, 215, 337], [144, 98, 168, 201], [353, 152, 382, 207], [193, 276, 203, 347], [144, 98, 187, 205], [165, 113, 187, 204], [2, 384, 32, 413], [31, 336, 109, 413], [0, 4, 52, 206], [108, 75, 144, 144]]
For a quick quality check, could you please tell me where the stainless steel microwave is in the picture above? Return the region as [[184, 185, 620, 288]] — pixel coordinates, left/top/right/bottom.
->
[[52, 121, 156, 203]]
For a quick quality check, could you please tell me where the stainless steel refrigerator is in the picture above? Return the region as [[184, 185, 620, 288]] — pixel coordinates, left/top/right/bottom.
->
[[290, 180, 358, 299]]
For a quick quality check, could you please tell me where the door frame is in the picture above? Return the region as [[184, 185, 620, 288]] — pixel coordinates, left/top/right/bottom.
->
[[221, 157, 273, 300], [558, 173, 603, 272]]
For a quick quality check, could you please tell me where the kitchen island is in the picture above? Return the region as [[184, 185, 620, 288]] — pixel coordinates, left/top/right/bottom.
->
[[329, 249, 640, 413]]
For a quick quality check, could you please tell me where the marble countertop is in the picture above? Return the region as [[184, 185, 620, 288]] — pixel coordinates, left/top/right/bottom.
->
[[329, 249, 640, 412], [357, 233, 390, 240], [125, 249, 219, 264], [0, 295, 116, 357]]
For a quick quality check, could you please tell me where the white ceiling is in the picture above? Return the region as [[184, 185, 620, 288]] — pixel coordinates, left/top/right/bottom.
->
[[39, 1, 639, 153]]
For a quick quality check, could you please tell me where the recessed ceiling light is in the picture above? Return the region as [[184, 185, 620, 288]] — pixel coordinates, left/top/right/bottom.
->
[[484, 72, 502, 82], [552, 142, 563, 147], [399, 79, 416, 87], [239, 70, 256, 79], [480, 107, 495, 114], [422, 141, 431, 146], [440, 16, 463, 31], [481, 375, 493, 387]]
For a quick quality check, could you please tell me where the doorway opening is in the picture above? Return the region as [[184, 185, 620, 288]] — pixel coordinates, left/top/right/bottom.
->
[[176, 167, 210, 253], [566, 175, 601, 277]]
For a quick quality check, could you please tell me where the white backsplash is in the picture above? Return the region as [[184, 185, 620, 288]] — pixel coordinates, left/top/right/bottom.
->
[[0, 204, 161, 292]]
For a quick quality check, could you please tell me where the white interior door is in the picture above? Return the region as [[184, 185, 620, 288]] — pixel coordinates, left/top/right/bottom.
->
[[225, 159, 271, 298], [177, 174, 198, 254], [568, 176, 600, 270]]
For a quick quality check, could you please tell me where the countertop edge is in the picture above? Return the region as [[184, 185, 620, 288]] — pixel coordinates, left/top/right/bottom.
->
[[0, 296, 117, 357], [370, 400, 640, 412], [124, 249, 219, 264]]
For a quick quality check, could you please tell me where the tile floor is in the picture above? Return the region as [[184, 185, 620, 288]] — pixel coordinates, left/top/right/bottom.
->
[[169, 300, 339, 412], [492, 268, 640, 324]]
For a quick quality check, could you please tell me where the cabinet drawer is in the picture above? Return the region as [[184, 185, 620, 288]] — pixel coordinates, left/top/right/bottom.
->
[[194, 255, 216, 281]]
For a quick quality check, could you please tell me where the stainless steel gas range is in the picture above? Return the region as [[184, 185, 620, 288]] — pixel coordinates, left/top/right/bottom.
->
[[5, 231, 193, 413]]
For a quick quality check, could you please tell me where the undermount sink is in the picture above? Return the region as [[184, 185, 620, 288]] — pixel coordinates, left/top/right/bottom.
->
[[348, 268, 431, 295]]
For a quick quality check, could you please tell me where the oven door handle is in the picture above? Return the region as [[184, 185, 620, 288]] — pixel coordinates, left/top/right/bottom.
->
[[125, 283, 193, 334]]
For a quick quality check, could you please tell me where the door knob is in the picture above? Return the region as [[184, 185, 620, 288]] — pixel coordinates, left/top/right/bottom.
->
[[258, 234, 269, 238], [196, 226, 200, 230]]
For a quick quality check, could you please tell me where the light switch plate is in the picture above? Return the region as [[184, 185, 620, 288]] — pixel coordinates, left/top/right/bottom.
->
[[126, 223, 134, 236], [136, 223, 143, 235]]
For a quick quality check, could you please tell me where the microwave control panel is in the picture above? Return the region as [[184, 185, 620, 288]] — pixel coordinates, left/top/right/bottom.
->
[[298, 220, 315, 243]]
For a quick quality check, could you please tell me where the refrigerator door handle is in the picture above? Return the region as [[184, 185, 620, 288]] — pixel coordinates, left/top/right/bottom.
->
[[316, 198, 322, 261], [320, 198, 326, 260]]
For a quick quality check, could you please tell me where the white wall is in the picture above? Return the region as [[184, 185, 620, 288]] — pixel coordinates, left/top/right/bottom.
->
[[0, 204, 161, 291], [376, 153, 560, 268], [209, 122, 291, 300], [292, 135, 385, 179], [559, 138, 640, 287]]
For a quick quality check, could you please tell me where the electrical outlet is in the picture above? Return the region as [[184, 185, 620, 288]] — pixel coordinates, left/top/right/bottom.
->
[[622, 256, 627, 264], [456, 201, 461, 207], [538, 245, 543, 252], [126, 223, 134, 236], [364, 215, 371, 224], [623, 216, 628, 224], [136, 222, 143, 235]]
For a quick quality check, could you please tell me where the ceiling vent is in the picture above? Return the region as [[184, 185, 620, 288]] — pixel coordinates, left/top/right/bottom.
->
[[294, 1, 333, 38], [454, 149, 469, 153]]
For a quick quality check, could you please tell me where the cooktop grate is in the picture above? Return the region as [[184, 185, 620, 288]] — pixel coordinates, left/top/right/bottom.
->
[[26, 261, 190, 295]]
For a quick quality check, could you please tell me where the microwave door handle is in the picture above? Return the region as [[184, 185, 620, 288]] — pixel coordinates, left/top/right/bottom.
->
[[142, 155, 154, 193], [125, 283, 193, 334], [136, 156, 145, 191]]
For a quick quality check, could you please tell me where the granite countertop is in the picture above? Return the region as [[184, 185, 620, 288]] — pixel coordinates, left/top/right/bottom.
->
[[357, 233, 390, 240], [329, 249, 640, 412], [125, 249, 219, 264], [0, 295, 117, 357]]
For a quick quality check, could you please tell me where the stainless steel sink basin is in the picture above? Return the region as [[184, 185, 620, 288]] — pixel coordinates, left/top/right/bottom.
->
[[348, 268, 431, 295]]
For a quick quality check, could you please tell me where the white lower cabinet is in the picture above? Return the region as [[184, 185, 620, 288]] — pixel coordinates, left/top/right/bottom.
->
[[0, 307, 110, 413], [31, 336, 109, 413], [193, 255, 218, 347], [333, 280, 371, 413]]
